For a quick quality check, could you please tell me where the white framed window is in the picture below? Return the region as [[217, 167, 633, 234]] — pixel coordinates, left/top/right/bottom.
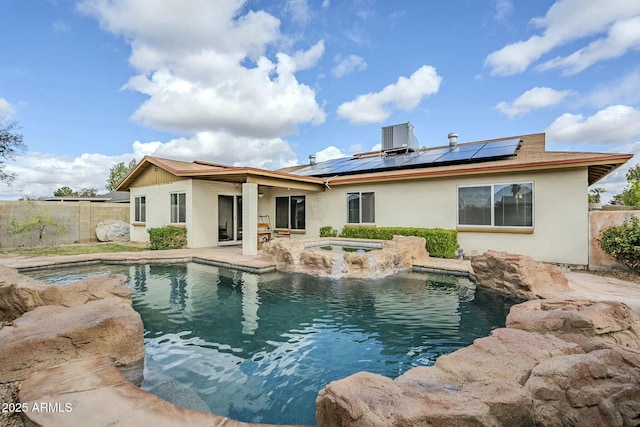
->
[[275, 195, 306, 230], [170, 192, 186, 224], [347, 191, 375, 224], [134, 195, 146, 223], [458, 182, 533, 228]]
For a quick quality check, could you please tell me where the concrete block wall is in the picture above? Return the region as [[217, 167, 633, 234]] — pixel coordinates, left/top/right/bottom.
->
[[0, 201, 129, 248]]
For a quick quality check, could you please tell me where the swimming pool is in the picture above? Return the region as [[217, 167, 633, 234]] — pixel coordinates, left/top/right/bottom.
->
[[27, 262, 518, 425]]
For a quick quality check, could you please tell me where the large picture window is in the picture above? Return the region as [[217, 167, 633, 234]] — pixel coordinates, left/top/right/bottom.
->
[[275, 196, 306, 230], [458, 182, 533, 228], [134, 196, 146, 223], [170, 192, 186, 224], [347, 191, 375, 224]]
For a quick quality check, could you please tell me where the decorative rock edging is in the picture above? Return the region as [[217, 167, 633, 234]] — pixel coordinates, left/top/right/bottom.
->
[[471, 250, 569, 300], [4, 249, 640, 427], [316, 251, 640, 426], [264, 235, 429, 278], [19, 356, 309, 427], [0, 266, 145, 384], [316, 298, 640, 426]]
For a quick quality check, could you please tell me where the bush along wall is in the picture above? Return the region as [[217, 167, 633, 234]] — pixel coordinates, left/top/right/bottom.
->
[[599, 216, 640, 272], [148, 226, 187, 250], [339, 226, 458, 259], [319, 226, 339, 237]]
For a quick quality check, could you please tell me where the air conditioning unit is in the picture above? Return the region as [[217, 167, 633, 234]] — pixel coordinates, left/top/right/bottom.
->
[[381, 122, 419, 152]]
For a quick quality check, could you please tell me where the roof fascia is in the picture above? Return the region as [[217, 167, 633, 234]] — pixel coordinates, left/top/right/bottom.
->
[[327, 154, 632, 186]]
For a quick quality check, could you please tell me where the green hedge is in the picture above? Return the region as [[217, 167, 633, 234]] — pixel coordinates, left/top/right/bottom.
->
[[148, 226, 187, 250], [319, 226, 339, 237], [339, 226, 458, 259]]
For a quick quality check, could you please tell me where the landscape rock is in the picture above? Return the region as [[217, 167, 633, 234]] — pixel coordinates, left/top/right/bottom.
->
[[316, 299, 640, 427], [0, 264, 145, 384], [264, 236, 428, 278], [0, 297, 145, 383], [0, 266, 48, 322], [431, 327, 583, 385], [95, 219, 130, 242], [506, 298, 640, 351], [471, 250, 569, 300], [0, 264, 130, 321], [525, 348, 640, 427], [19, 356, 306, 427], [41, 273, 131, 307]]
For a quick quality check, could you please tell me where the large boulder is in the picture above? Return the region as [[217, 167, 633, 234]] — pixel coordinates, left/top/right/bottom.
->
[[0, 265, 145, 384], [471, 250, 569, 300], [316, 299, 640, 427], [525, 348, 640, 427], [317, 371, 535, 427], [506, 298, 640, 351], [0, 265, 130, 322], [0, 267, 48, 322], [95, 219, 130, 242], [19, 356, 305, 427], [0, 298, 145, 383]]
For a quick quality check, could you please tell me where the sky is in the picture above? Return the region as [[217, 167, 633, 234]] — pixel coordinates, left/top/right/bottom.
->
[[1, 0, 639, 202]]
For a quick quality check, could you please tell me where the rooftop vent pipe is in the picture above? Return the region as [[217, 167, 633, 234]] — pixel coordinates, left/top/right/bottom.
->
[[309, 154, 317, 165], [448, 132, 459, 148]]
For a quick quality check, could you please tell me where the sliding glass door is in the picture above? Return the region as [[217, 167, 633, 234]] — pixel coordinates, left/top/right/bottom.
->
[[218, 195, 242, 243]]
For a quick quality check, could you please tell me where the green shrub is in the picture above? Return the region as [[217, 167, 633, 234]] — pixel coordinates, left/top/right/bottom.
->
[[599, 216, 640, 272], [340, 226, 458, 259], [148, 226, 187, 250], [319, 225, 338, 237]]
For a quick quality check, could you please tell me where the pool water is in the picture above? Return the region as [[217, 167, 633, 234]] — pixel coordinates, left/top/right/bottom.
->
[[27, 262, 518, 425]]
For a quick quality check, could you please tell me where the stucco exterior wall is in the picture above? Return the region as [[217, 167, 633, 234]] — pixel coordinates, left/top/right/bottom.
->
[[589, 210, 640, 270], [129, 180, 244, 248], [130, 166, 589, 265], [129, 180, 193, 245], [264, 167, 588, 265]]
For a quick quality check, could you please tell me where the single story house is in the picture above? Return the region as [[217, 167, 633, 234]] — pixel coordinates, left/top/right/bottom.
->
[[116, 125, 632, 265]]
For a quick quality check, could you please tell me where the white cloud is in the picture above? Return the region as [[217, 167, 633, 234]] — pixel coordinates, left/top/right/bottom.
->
[[0, 129, 302, 200], [0, 152, 134, 199], [586, 67, 640, 108], [0, 98, 15, 117], [132, 131, 299, 169], [485, 0, 640, 76], [496, 86, 572, 117], [314, 146, 347, 162], [494, 0, 514, 23], [321, 0, 330, 8], [52, 20, 71, 33], [337, 65, 442, 124], [292, 41, 325, 71], [332, 55, 367, 78], [546, 105, 640, 144], [286, 0, 311, 25], [537, 15, 640, 75], [77, 0, 326, 139]]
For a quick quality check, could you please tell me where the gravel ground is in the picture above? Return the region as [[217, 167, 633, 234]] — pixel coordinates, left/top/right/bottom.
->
[[0, 382, 26, 427]]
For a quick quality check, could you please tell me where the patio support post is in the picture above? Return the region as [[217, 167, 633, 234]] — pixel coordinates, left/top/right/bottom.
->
[[242, 182, 258, 256]]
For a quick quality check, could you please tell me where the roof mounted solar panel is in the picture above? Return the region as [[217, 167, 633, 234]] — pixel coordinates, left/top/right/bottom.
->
[[292, 138, 521, 177], [471, 138, 520, 160]]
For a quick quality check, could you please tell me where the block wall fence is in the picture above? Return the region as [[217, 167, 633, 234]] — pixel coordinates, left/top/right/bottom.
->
[[0, 201, 129, 248]]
